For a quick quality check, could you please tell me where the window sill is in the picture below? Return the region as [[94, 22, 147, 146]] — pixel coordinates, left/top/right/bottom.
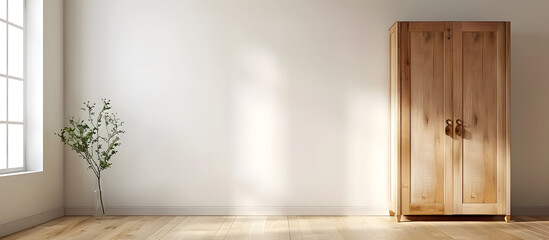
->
[[0, 170, 42, 178]]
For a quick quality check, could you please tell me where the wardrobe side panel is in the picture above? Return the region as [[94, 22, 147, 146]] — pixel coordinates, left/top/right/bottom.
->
[[389, 23, 400, 216]]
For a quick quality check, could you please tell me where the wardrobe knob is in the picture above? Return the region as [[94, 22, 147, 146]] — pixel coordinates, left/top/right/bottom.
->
[[455, 119, 463, 137], [445, 119, 453, 137]]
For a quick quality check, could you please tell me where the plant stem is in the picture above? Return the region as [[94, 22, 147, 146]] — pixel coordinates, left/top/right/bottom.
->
[[97, 177, 105, 215]]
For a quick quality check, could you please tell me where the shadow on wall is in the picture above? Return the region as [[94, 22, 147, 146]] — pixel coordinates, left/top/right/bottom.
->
[[510, 34, 549, 208]]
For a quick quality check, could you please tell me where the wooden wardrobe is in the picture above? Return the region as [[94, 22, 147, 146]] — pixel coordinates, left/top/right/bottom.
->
[[389, 22, 510, 222]]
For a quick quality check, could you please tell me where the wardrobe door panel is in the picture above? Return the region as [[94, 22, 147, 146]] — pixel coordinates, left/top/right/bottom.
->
[[410, 30, 445, 205], [454, 22, 508, 215], [403, 22, 451, 215], [462, 31, 498, 204]]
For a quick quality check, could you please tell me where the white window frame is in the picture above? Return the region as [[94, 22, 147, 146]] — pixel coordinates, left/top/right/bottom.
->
[[0, 0, 26, 175]]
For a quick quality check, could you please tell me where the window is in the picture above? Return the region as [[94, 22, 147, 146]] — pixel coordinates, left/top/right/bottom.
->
[[0, 0, 24, 174]]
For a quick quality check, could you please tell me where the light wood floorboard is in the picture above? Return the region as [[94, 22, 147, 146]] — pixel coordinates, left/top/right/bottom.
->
[[2, 216, 549, 240]]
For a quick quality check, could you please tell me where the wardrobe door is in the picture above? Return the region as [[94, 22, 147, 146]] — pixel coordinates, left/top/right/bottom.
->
[[453, 22, 509, 215], [401, 22, 453, 215]]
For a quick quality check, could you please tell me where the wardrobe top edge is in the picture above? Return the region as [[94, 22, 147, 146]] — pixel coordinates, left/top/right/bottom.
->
[[388, 21, 510, 31], [392, 21, 511, 23]]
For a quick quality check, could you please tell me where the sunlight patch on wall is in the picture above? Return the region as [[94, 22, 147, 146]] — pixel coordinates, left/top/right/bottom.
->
[[231, 44, 288, 206], [345, 90, 389, 209]]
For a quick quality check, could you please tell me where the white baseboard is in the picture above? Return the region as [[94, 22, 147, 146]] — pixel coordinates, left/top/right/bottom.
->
[[0, 207, 64, 237], [65, 206, 388, 216], [512, 206, 549, 216], [65, 206, 549, 216]]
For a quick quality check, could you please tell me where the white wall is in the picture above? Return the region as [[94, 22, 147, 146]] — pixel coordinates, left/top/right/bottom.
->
[[63, 0, 549, 214], [0, 0, 64, 232]]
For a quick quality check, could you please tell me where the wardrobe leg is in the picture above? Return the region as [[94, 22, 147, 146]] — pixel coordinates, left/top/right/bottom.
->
[[504, 215, 511, 223]]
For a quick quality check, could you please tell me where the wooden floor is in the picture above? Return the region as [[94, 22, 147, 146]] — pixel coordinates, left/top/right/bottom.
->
[[3, 216, 549, 240]]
